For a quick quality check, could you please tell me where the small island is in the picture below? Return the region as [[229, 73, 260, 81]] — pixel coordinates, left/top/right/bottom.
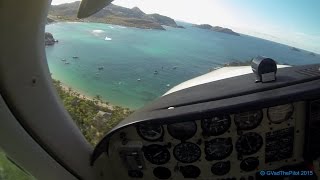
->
[[309, 52, 316, 56], [193, 24, 240, 36], [45, 32, 58, 46], [223, 60, 252, 67], [48, 1, 184, 30], [223, 59, 290, 67], [290, 47, 301, 52]]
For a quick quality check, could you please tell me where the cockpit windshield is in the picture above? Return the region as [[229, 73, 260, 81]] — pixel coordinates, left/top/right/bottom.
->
[[45, 0, 320, 145]]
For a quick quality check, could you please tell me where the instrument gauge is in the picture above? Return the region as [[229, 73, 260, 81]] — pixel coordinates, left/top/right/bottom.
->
[[167, 121, 197, 141], [180, 165, 201, 178], [153, 167, 171, 179], [211, 161, 231, 176], [143, 144, 170, 165], [236, 132, 263, 155], [204, 138, 233, 160], [201, 115, 231, 136], [268, 104, 294, 123], [240, 157, 259, 172], [137, 124, 164, 141], [173, 142, 201, 163], [234, 110, 263, 130]]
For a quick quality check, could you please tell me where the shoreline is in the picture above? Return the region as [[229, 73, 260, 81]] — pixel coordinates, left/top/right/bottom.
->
[[57, 80, 115, 110]]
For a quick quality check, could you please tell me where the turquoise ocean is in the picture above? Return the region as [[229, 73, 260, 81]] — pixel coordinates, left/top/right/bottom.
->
[[45, 22, 320, 109]]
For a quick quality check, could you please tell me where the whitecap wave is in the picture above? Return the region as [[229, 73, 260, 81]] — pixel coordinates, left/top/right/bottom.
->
[[92, 29, 105, 34], [117, 26, 127, 29], [109, 26, 114, 29], [105, 36, 112, 41]]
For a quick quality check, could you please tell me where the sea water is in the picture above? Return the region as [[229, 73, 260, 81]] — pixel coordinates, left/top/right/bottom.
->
[[45, 22, 320, 109]]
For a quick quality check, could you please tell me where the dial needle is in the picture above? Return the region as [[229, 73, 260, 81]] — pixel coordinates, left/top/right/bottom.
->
[[151, 130, 159, 135], [246, 137, 252, 149], [153, 151, 162, 158]]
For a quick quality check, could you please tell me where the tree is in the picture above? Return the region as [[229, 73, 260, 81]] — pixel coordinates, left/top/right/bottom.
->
[[51, 78, 133, 145]]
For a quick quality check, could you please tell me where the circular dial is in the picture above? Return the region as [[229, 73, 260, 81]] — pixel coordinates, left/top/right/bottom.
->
[[180, 165, 201, 178], [153, 167, 171, 179], [234, 110, 263, 130], [240, 157, 259, 172], [143, 144, 170, 165], [167, 121, 197, 141], [211, 161, 231, 176], [204, 138, 233, 160], [136, 124, 164, 141], [236, 132, 263, 155], [201, 115, 231, 136], [268, 104, 294, 123], [173, 142, 201, 163]]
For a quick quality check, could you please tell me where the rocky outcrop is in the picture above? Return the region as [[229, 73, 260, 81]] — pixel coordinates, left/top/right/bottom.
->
[[45, 32, 58, 46], [193, 24, 240, 36], [46, 17, 55, 24]]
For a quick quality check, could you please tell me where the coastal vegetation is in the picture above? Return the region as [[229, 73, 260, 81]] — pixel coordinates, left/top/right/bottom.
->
[[0, 79, 133, 180], [52, 79, 134, 145]]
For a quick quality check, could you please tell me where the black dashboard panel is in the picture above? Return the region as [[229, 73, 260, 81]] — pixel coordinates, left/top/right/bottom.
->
[[92, 64, 320, 180], [101, 103, 306, 180]]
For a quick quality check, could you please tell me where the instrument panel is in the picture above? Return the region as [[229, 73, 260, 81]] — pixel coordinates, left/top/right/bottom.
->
[[105, 102, 306, 180]]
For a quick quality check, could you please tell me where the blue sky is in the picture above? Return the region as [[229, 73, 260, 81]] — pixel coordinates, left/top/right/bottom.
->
[[52, 0, 320, 53]]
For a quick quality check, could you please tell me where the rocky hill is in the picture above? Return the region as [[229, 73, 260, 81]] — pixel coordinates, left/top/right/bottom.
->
[[49, 1, 183, 30], [193, 24, 240, 36]]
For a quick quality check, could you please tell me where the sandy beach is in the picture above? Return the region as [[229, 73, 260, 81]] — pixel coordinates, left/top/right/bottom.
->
[[57, 81, 115, 110]]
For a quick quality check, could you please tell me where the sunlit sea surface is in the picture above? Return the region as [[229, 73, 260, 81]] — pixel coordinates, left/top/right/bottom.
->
[[45, 22, 320, 109]]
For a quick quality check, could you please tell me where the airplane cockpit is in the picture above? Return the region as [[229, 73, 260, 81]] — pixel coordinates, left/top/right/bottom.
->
[[90, 60, 320, 180], [1, 0, 320, 180]]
